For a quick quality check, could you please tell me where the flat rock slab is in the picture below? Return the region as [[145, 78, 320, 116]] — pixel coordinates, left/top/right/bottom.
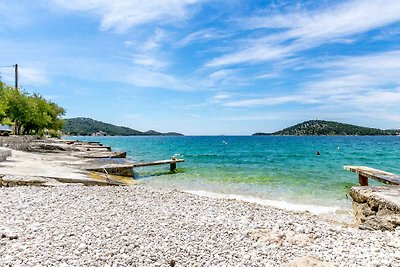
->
[[0, 149, 135, 186], [0, 174, 129, 187], [0, 174, 49, 186], [0, 148, 12, 161], [350, 186, 400, 230], [27, 142, 82, 153], [86, 164, 135, 177]]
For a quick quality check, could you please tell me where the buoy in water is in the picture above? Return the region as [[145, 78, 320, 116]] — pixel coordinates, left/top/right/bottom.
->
[[316, 151, 320, 156]]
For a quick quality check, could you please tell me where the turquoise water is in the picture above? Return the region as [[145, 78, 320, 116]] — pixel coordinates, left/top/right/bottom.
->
[[69, 136, 400, 213]]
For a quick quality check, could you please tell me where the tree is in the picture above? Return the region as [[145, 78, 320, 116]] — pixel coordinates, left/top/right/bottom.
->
[[0, 82, 65, 135]]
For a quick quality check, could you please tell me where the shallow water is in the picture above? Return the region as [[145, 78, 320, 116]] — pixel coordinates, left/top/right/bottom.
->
[[68, 135, 400, 214]]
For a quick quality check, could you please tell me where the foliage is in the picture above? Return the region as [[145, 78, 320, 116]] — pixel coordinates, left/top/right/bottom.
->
[[63, 117, 183, 136], [0, 82, 65, 135], [253, 120, 400, 136]]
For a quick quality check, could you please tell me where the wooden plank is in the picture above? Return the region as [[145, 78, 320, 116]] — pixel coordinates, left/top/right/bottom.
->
[[131, 159, 184, 168], [85, 159, 184, 178], [344, 166, 400, 185]]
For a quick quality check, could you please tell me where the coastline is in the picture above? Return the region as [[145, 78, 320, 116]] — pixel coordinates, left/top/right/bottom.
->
[[1, 137, 400, 265]]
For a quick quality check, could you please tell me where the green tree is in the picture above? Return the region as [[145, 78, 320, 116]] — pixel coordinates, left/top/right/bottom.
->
[[0, 82, 65, 135]]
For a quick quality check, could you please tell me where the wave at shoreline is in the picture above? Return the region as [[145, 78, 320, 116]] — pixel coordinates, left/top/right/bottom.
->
[[184, 189, 345, 215]]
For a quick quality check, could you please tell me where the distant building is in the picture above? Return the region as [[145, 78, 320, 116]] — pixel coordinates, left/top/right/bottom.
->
[[91, 130, 107, 136], [0, 125, 12, 136]]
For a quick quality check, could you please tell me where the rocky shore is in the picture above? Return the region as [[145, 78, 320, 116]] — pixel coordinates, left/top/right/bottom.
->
[[1, 186, 399, 266], [1, 136, 400, 266]]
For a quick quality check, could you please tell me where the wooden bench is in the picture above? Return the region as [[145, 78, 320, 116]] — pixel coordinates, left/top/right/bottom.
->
[[344, 166, 400, 186]]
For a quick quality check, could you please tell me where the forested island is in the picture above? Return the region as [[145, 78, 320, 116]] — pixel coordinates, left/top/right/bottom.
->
[[63, 117, 183, 136], [253, 120, 400, 136]]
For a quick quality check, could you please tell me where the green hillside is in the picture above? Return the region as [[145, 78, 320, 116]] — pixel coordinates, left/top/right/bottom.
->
[[253, 120, 400, 136], [63, 117, 183, 136]]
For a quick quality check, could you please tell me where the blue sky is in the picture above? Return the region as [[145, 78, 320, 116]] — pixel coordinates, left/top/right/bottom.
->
[[1, 0, 400, 135]]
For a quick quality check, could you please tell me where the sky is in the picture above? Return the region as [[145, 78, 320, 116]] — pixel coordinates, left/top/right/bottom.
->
[[1, 0, 400, 135]]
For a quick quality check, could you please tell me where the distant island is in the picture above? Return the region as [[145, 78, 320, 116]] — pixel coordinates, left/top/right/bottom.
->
[[63, 117, 183, 136], [253, 120, 400, 136]]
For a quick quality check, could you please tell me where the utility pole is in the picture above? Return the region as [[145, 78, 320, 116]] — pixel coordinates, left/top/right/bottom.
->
[[14, 64, 18, 90], [0, 65, 18, 89]]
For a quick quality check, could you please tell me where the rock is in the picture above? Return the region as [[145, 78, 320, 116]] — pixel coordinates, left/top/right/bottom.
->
[[77, 243, 87, 250], [283, 256, 336, 267], [350, 186, 400, 230]]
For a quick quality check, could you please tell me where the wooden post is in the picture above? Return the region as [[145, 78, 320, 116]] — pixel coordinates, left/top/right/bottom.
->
[[359, 174, 368, 186], [170, 156, 177, 171]]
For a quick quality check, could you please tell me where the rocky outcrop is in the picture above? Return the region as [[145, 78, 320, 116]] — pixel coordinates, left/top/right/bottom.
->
[[350, 186, 400, 230], [26, 142, 82, 152], [0, 148, 11, 161], [0, 136, 40, 151]]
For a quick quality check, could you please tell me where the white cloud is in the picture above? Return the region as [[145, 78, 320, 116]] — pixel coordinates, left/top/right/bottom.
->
[[211, 92, 233, 100], [141, 28, 167, 51], [304, 50, 400, 94], [51, 0, 203, 32], [208, 0, 400, 67], [132, 55, 169, 69], [129, 28, 170, 69], [206, 44, 291, 67], [208, 69, 236, 81], [256, 72, 280, 80], [221, 50, 400, 112], [126, 68, 192, 91], [123, 41, 134, 47], [19, 67, 50, 86], [222, 95, 318, 107], [0, 1, 32, 30], [177, 29, 233, 47], [248, 0, 400, 41]]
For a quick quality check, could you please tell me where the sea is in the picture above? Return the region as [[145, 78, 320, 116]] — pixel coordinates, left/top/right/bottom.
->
[[68, 135, 400, 218]]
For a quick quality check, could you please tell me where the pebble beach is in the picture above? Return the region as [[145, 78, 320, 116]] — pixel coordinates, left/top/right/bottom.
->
[[1, 186, 400, 266]]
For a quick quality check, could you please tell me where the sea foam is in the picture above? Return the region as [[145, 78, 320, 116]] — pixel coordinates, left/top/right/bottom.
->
[[184, 189, 341, 214]]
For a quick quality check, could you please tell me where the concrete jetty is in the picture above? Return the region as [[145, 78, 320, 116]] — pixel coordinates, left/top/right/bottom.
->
[[0, 137, 185, 186]]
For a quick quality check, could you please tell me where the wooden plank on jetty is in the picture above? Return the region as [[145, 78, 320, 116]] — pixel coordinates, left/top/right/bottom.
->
[[86, 158, 185, 177], [131, 158, 185, 167], [131, 158, 185, 171], [344, 165, 400, 186]]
